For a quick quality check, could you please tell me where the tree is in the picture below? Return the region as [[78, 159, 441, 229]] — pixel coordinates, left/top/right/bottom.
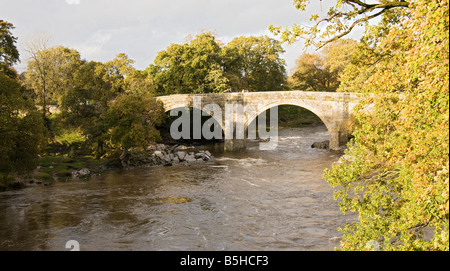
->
[[0, 72, 46, 175], [0, 23, 46, 186], [270, 0, 411, 48], [224, 36, 287, 92], [104, 92, 166, 158], [24, 43, 82, 118], [104, 53, 137, 94], [278, 0, 449, 250], [60, 59, 121, 156], [125, 69, 154, 95], [290, 39, 357, 91], [0, 20, 20, 69], [149, 33, 228, 95], [58, 53, 154, 157], [149, 33, 288, 95], [289, 52, 327, 91]]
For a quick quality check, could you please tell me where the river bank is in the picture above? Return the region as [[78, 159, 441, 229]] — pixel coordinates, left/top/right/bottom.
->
[[0, 143, 216, 192]]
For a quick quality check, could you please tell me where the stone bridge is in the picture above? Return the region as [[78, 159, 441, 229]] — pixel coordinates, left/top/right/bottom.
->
[[157, 91, 362, 151]]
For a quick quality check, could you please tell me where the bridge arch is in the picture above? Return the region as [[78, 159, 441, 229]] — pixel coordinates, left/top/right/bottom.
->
[[163, 104, 225, 138], [244, 101, 333, 134]]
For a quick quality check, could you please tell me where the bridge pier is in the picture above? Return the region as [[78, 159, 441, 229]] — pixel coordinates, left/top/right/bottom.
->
[[223, 93, 248, 151], [329, 131, 340, 151], [224, 139, 246, 151], [329, 128, 351, 151]]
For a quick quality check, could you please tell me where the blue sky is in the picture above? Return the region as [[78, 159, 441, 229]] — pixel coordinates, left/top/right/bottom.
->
[[1, 0, 363, 74]]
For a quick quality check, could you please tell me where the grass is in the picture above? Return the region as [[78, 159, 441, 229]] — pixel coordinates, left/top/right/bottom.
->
[[0, 174, 25, 191], [34, 155, 104, 183]]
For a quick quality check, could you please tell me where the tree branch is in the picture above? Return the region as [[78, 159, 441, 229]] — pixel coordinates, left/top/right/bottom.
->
[[316, 9, 387, 49]]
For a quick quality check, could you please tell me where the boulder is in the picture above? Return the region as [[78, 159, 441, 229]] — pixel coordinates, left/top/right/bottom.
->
[[163, 153, 172, 163], [72, 168, 91, 178], [154, 151, 165, 160], [311, 141, 329, 150], [177, 151, 186, 161], [195, 153, 205, 159], [155, 144, 166, 151], [184, 153, 197, 163], [174, 145, 189, 152], [111, 144, 215, 168], [78, 168, 90, 176]]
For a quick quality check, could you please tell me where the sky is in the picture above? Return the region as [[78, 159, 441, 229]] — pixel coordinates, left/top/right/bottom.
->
[[1, 0, 364, 74]]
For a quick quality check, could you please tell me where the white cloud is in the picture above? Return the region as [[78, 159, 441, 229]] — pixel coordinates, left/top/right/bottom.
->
[[75, 31, 112, 62], [1, 0, 365, 73]]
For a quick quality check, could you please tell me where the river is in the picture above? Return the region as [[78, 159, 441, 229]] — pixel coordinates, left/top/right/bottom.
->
[[0, 125, 355, 251]]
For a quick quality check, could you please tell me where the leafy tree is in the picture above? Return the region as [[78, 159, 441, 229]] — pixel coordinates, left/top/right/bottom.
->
[[104, 53, 138, 94], [321, 39, 358, 80], [224, 36, 287, 92], [0, 20, 20, 75], [24, 44, 82, 118], [104, 92, 166, 157], [0, 22, 46, 184], [149, 33, 228, 95], [59, 53, 154, 157], [289, 52, 327, 91], [277, 0, 449, 250], [270, 0, 411, 48], [0, 71, 47, 175], [125, 69, 154, 95], [290, 39, 357, 92], [149, 33, 288, 95]]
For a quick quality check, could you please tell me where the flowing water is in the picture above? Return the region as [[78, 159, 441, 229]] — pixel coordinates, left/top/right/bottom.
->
[[0, 125, 355, 251]]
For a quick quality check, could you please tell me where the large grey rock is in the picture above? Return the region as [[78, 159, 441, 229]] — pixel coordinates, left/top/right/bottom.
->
[[311, 141, 329, 150], [72, 168, 91, 178], [184, 154, 197, 163], [78, 168, 90, 176], [195, 153, 205, 159], [174, 145, 189, 152], [163, 153, 172, 163], [177, 151, 186, 161], [155, 144, 166, 151], [154, 151, 165, 160]]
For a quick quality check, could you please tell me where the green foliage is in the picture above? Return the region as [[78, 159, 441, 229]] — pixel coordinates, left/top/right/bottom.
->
[[318, 0, 449, 250], [33, 155, 103, 183], [104, 92, 166, 152], [148, 33, 287, 95], [149, 33, 226, 95], [1, 20, 168, 184], [0, 20, 19, 68], [224, 36, 287, 92], [58, 53, 147, 157], [270, 0, 411, 48], [274, 0, 449, 251], [289, 39, 357, 92], [0, 68, 47, 175], [0, 173, 24, 191], [24, 45, 83, 117], [278, 105, 323, 128], [0, 20, 47, 181]]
